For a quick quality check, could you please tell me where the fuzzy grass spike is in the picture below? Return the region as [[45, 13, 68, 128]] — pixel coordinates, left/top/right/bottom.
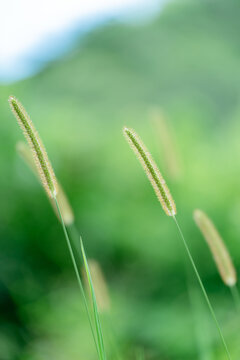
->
[[10, 97, 104, 358], [123, 126, 232, 359], [194, 209, 236, 287], [17, 141, 74, 226], [123, 127, 176, 216], [9, 96, 57, 198]]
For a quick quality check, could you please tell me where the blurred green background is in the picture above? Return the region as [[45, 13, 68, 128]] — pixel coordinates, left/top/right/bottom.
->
[[1, 0, 240, 359]]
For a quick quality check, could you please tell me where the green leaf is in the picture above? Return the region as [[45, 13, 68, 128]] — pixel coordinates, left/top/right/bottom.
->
[[80, 238, 107, 360]]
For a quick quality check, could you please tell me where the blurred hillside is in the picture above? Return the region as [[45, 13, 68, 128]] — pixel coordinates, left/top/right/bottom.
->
[[1, 1, 240, 359]]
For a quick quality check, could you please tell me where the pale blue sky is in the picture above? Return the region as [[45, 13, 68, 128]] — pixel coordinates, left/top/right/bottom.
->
[[0, 0, 168, 83]]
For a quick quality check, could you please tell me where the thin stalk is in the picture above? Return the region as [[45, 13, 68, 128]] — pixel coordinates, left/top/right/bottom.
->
[[187, 284, 213, 360], [173, 215, 232, 360], [67, 223, 82, 256], [81, 239, 107, 360], [230, 284, 240, 312], [54, 196, 100, 358]]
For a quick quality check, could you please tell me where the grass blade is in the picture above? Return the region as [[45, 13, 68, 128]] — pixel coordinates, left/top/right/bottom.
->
[[173, 216, 232, 360], [53, 197, 100, 358], [80, 238, 107, 360]]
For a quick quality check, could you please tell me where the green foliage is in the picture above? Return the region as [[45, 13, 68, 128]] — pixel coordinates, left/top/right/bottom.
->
[[1, 0, 240, 359]]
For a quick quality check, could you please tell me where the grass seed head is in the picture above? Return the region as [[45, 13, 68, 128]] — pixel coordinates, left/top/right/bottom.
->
[[123, 127, 176, 216], [9, 96, 57, 198], [194, 209, 236, 287], [17, 141, 74, 225]]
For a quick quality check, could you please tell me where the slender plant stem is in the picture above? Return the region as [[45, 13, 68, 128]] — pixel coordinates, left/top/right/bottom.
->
[[187, 277, 213, 359], [67, 223, 82, 254], [81, 239, 106, 360], [173, 215, 232, 360], [54, 196, 100, 358], [230, 284, 240, 312]]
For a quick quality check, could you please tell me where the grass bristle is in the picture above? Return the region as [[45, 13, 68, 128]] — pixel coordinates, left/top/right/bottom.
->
[[9, 96, 57, 198], [17, 141, 74, 225], [194, 209, 236, 287], [123, 127, 176, 216]]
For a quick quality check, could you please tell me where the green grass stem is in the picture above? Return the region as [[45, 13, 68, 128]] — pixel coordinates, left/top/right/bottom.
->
[[53, 196, 100, 358], [81, 239, 107, 360], [173, 216, 232, 360]]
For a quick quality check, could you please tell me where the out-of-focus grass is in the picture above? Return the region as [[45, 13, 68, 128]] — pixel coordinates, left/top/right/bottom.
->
[[1, 0, 240, 359]]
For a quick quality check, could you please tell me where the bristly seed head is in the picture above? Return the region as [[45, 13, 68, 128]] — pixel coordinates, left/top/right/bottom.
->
[[194, 209, 236, 287], [9, 96, 58, 198], [17, 141, 74, 225], [123, 127, 176, 216]]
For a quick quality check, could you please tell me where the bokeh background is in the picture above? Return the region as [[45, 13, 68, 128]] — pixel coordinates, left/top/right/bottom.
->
[[1, 0, 240, 359]]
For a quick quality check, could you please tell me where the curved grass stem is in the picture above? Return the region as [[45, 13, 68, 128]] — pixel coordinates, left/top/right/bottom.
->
[[173, 215, 232, 360], [53, 196, 100, 358]]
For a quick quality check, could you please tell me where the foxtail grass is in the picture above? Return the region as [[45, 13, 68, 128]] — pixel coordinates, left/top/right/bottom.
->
[[17, 141, 74, 226], [10, 96, 107, 360], [193, 209, 236, 287], [194, 209, 239, 311], [9, 96, 57, 198], [123, 127, 176, 216], [123, 126, 232, 360]]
